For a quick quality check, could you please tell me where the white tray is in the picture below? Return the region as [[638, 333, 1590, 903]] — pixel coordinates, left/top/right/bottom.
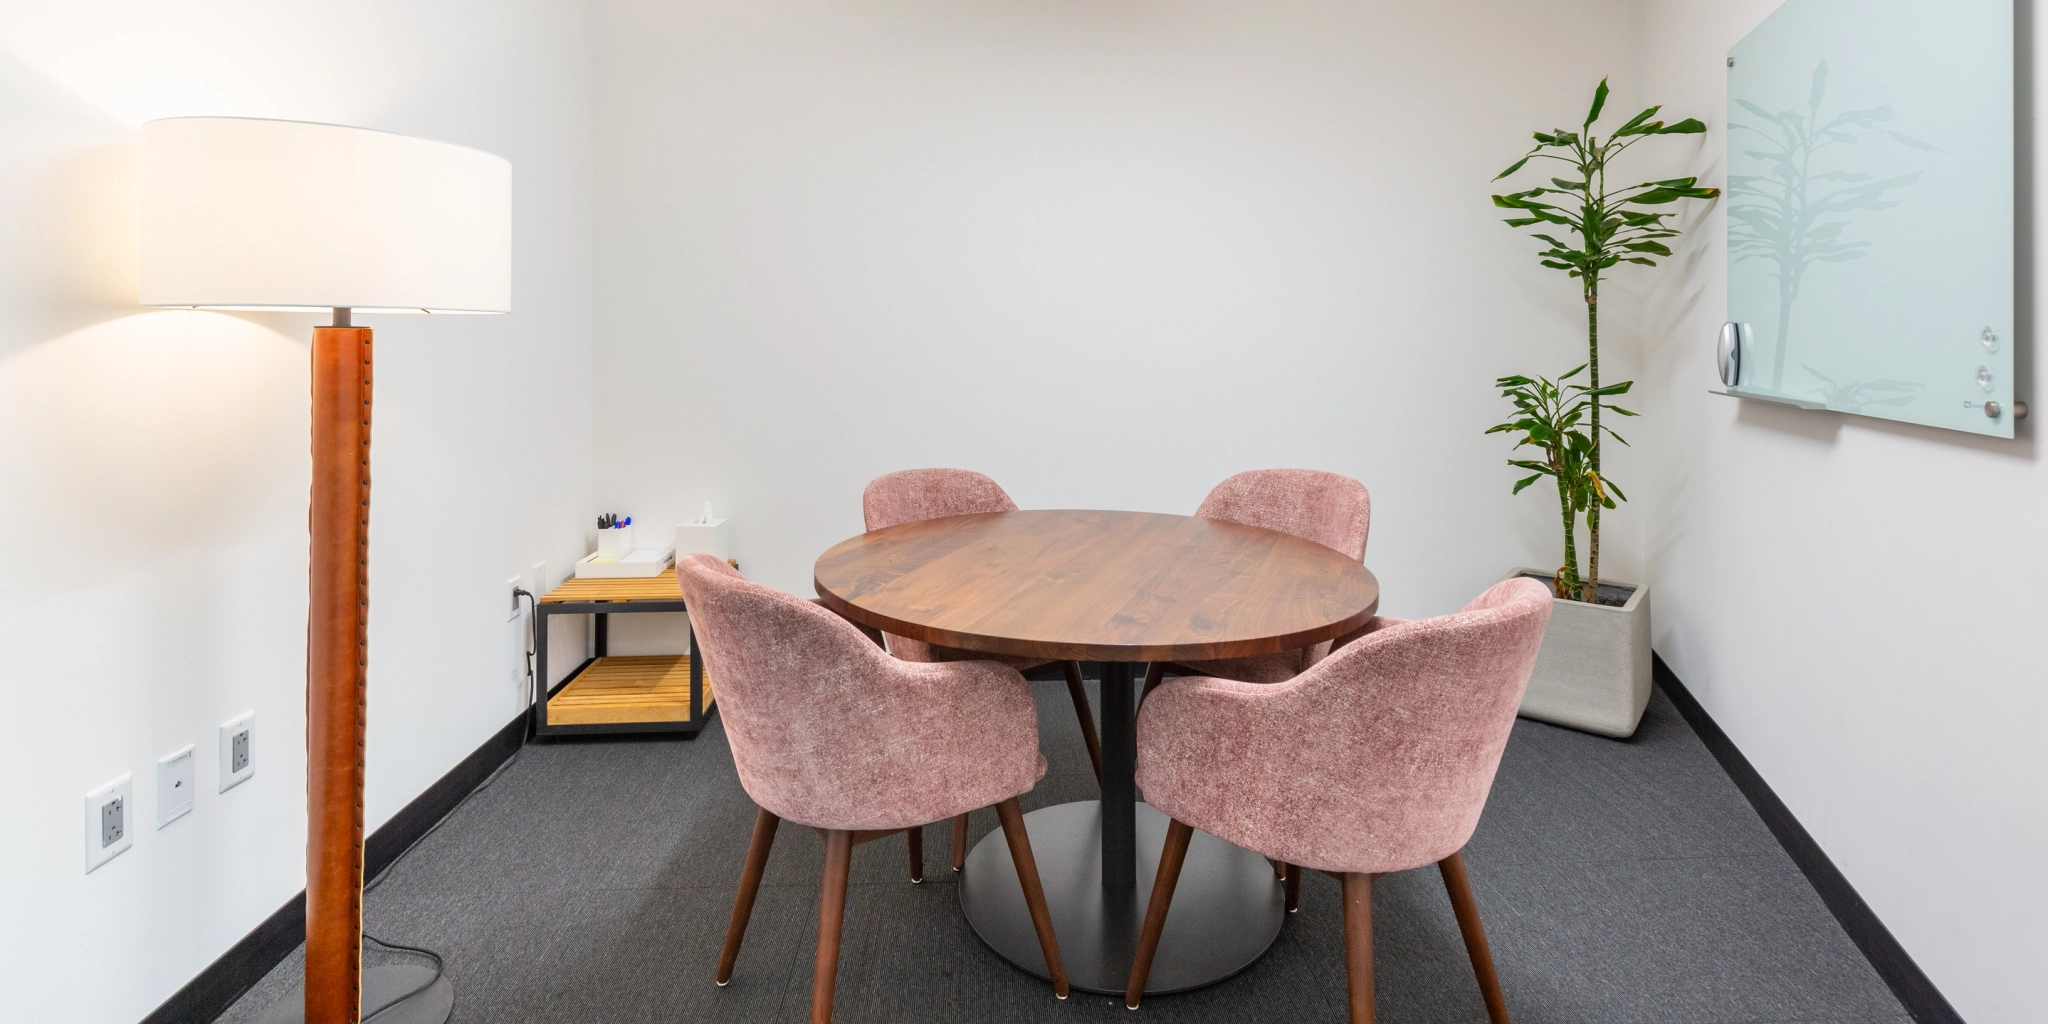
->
[[573, 548, 675, 579]]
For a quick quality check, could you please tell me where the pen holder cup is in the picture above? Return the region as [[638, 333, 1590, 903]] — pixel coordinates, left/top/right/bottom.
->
[[596, 525, 633, 560]]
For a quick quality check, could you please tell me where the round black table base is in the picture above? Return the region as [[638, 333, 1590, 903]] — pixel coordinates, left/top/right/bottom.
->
[[960, 800, 1286, 996], [257, 964, 453, 1024]]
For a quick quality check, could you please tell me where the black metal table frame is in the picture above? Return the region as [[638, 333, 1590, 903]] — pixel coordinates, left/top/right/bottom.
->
[[531, 593, 714, 738]]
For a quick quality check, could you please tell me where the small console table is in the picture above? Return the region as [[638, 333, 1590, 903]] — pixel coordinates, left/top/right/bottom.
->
[[532, 567, 715, 738]]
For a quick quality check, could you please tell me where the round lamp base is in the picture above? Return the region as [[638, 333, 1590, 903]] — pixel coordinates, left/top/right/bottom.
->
[[258, 963, 453, 1024]]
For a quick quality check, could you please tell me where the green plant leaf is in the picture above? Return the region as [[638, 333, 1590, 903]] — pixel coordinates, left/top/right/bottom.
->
[[1612, 105, 1663, 137], [1584, 78, 1610, 128]]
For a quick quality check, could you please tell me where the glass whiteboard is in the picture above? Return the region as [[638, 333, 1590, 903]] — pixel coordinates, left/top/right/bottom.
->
[[1725, 0, 2014, 437]]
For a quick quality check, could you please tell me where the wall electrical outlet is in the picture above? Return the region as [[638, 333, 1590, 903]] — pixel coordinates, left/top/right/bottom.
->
[[506, 576, 523, 622], [219, 712, 255, 793], [157, 745, 195, 828], [85, 773, 134, 872]]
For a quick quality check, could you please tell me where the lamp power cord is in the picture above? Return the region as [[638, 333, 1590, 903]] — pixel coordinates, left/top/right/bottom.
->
[[351, 587, 539, 1020]]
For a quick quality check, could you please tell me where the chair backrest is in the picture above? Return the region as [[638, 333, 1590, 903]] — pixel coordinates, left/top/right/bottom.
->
[[1194, 469, 1371, 560], [674, 553, 915, 824], [863, 468, 1018, 532], [1287, 577, 1549, 870], [1142, 577, 1549, 873]]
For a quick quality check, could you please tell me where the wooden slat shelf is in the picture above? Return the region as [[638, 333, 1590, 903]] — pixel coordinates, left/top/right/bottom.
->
[[539, 567, 684, 604], [545, 655, 714, 725], [532, 563, 716, 737]]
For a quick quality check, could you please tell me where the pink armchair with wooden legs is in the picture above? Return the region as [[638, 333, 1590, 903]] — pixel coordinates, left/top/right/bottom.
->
[[1124, 577, 1552, 1023], [675, 554, 1069, 1022], [862, 468, 1105, 872]]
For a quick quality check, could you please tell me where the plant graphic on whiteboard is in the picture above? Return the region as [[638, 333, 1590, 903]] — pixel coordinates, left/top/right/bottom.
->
[[1728, 60, 1933, 392]]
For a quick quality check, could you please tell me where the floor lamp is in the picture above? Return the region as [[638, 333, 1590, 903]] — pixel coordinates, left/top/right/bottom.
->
[[139, 117, 511, 1024]]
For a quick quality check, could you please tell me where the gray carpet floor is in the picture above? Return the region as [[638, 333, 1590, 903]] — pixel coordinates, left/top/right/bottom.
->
[[219, 682, 1908, 1024]]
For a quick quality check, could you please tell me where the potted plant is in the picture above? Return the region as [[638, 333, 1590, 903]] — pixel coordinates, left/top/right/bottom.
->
[[1488, 79, 1718, 737]]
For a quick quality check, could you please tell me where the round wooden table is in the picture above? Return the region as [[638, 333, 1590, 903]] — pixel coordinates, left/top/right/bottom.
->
[[814, 509, 1380, 995]]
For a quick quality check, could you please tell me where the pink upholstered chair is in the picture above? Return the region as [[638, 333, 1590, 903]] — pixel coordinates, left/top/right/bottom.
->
[[1125, 578, 1552, 1023], [677, 554, 1069, 1020], [1143, 469, 1373, 694], [863, 468, 1104, 869]]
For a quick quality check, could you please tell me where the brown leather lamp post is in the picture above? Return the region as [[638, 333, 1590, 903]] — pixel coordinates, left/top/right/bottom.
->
[[138, 117, 511, 1024]]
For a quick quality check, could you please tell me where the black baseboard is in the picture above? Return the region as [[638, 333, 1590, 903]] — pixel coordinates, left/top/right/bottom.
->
[[141, 710, 528, 1024], [1653, 654, 1964, 1024]]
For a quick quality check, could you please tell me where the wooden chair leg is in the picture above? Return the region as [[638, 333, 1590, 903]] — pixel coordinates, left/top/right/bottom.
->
[[1342, 872, 1374, 1024], [951, 813, 968, 871], [907, 824, 924, 883], [717, 807, 780, 985], [1140, 661, 1166, 704], [811, 830, 854, 1024], [1285, 862, 1301, 914], [1061, 661, 1102, 781], [1124, 817, 1194, 1009], [994, 798, 1069, 999], [1270, 857, 1286, 879], [1439, 851, 1509, 1024]]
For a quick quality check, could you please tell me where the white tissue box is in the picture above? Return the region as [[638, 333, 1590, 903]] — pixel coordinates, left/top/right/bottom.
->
[[674, 518, 729, 560]]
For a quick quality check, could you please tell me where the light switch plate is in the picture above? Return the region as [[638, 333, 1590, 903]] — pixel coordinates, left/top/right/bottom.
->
[[85, 773, 134, 872], [157, 745, 195, 828], [219, 711, 255, 793]]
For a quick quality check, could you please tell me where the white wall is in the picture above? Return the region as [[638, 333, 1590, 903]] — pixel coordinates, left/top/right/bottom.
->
[[0, 4, 595, 1021], [18, 2, 2028, 1020], [593, 0, 1644, 615], [1634, 2, 2048, 1021]]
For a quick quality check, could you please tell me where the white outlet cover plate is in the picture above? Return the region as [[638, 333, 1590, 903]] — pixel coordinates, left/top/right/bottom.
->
[[506, 576, 522, 621], [157, 745, 195, 828], [86, 773, 134, 873], [219, 711, 255, 793]]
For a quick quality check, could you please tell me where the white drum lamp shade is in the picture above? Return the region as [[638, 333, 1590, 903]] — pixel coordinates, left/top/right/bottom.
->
[[139, 117, 511, 313]]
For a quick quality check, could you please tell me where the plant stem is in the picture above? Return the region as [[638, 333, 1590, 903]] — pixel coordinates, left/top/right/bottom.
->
[[1584, 272, 1600, 603], [1555, 472, 1581, 600]]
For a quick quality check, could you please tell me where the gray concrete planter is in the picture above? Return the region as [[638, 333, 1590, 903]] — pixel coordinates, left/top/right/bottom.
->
[[1502, 568, 1651, 738]]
